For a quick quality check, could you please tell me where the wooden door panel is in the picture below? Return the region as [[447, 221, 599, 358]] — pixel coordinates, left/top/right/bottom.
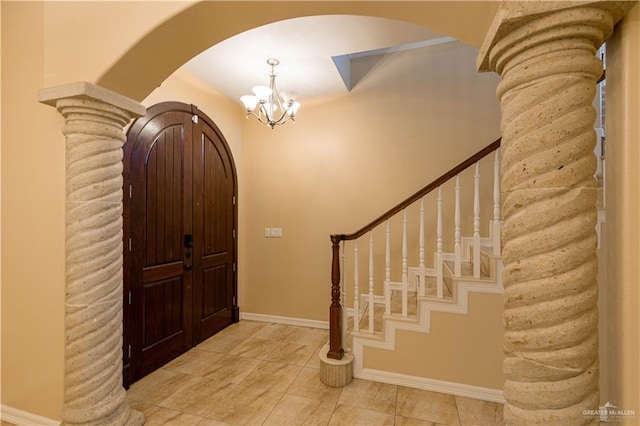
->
[[202, 265, 228, 317], [145, 127, 184, 267], [126, 109, 193, 383], [140, 276, 184, 374], [201, 253, 229, 269], [199, 264, 231, 338], [140, 121, 190, 361], [143, 261, 183, 283], [192, 121, 235, 343], [142, 277, 184, 349], [203, 136, 230, 255]]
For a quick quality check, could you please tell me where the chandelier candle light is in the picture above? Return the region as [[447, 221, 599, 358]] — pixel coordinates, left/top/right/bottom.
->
[[241, 58, 301, 129]]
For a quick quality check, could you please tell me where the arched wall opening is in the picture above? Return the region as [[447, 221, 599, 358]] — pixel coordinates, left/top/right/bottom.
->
[[96, 1, 500, 101]]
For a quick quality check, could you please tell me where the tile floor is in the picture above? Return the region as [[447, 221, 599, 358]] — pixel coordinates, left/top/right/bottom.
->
[[126, 320, 505, 425]]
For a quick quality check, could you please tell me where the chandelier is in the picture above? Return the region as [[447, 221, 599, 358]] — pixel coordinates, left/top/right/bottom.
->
[[240, 58, 301, 129]]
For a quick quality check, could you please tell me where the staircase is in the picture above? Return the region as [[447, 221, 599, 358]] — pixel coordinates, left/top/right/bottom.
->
[[321, 138, 504, 396], [348, 235, 502, 341]]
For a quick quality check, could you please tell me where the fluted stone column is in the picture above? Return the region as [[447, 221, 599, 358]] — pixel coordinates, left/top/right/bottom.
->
[[477, 2, 635, 425], [39, 82, 145, 425]]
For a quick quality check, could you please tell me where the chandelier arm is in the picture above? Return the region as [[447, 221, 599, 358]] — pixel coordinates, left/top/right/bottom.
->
[[272, 110, 292, 125], [245, 110, 263, 122], [246, 107, 281, 127]]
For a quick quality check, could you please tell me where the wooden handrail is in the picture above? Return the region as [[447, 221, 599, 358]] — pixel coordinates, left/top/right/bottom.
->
[[332, 137, 502, 242]]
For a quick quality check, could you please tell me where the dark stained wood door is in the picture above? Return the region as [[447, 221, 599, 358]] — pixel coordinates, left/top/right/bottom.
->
[[192, 120, 236, 342], [123, 102, 238, 385]]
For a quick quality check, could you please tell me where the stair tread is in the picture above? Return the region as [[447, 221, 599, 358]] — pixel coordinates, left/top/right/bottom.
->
[[443, 259, 490, 278], [479, 247, 500, 258], [390, 289, 418, 316], [357, 303, 385, 333], [369, 275, 453, 300]]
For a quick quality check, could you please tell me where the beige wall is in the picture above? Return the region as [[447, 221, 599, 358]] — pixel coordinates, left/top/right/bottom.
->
[[240, 41, 500, 321], [0, 2, 2, 372], [0, 0, 3, 404], [365, 293, 504, 390], [603, 3, 640, 418], [2, 2, 66, 418], [43, 1, 194, 89]]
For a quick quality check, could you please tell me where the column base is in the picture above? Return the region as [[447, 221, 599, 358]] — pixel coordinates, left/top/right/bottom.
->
[[318, 344, 354, 387], [63, 405, 145, 426]]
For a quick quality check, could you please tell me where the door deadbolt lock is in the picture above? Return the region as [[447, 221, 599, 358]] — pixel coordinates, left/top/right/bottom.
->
[[184, 234, 193, 260]]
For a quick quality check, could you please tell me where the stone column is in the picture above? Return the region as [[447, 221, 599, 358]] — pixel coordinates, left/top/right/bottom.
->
[[477, 2, 635, 425], [39, 82, 145, 426]]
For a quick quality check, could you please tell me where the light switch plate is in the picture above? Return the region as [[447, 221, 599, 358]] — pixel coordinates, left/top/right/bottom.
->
[[270, 227, 282, 238]]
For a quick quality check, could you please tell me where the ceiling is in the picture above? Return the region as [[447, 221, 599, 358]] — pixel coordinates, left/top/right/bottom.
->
[[182, 15, 448, 106]]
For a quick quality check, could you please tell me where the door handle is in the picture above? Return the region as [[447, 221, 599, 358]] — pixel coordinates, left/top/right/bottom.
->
[[184, 264, 193, 271]]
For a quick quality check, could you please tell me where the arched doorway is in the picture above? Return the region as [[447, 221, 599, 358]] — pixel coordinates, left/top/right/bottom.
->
[[96, 2, 499, 101], [123, 102, 238, 386], [91, 2, 497, 407]]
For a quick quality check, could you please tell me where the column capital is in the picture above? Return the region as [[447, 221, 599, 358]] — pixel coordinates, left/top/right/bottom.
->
[[477, 1, 636, 72], [38, 81, 145, 117]]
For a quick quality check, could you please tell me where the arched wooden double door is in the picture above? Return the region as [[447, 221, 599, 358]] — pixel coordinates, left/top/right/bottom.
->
[[123, 102, 238, 386]]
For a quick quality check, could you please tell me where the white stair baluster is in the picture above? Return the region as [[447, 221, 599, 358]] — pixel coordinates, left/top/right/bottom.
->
[[474, 162, 481, 278], [493, 149, 501, 255], [455, 174, 461, 276], [436, 186, 444, 299], [402, 209, 408, 317], [418, 197, 426, 297], [385, 220, 391, 315], [353, 240, 359, 333], [368, 231, 375, 334]]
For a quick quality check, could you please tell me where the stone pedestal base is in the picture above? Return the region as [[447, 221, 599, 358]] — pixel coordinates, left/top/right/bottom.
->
[[318, 344, 354, 387]]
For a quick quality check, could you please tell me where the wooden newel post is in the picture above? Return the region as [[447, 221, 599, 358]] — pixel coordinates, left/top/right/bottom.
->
[[320, 234, 352, 386], [327, 235, 344, 360]]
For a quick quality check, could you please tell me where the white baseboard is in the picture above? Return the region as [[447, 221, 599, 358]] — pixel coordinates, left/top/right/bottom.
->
[[240, 312, 329, 329], [356, 368, 505, 404], [1, 405, 61, 426]]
